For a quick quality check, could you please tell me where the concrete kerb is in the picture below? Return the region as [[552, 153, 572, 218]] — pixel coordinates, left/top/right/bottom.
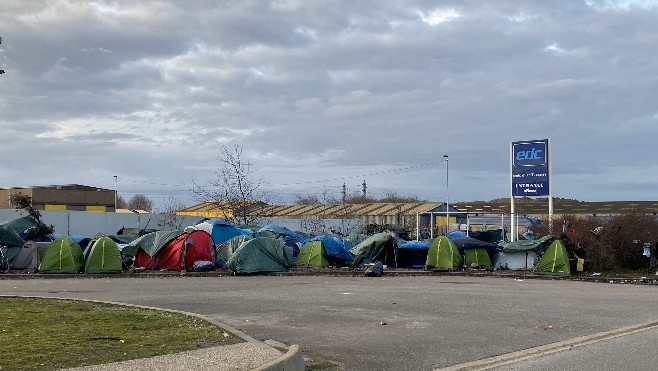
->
[[1, 294, 306, 371], [2, 269, 658, 287], [253, 345, 304, 371]]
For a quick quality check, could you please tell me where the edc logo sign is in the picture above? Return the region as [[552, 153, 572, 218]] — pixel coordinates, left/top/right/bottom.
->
[[512, 140, 547, 167], [511, 139, 549, 197]]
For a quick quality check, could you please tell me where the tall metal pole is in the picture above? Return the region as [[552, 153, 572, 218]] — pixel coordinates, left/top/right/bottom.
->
[[510, 142, 515, 242], [114, 175, 118, 212], [548, 139, 553, 232], [443, 155, 449, 235]]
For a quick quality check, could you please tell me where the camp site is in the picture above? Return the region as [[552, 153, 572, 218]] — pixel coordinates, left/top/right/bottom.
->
[[1, 208, 656, 279]]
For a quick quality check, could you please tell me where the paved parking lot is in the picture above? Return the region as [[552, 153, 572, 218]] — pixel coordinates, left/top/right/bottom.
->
[[2, 274, 657, 370]]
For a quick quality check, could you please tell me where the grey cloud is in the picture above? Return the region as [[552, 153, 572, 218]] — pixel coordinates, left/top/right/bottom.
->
[[1, 0, 657, 204]]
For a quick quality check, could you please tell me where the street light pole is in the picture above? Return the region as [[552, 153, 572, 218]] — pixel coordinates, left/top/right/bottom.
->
[[443, 154, 449, 235], [114, 176, 118, 212]]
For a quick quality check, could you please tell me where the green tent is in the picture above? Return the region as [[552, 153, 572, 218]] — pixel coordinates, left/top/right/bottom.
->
[[38, 236, 85, 273], [0, 225, 24, 248], [535, 240, 571, 276], [217, 235, 252, 263], [349, 233, 397, 267], [294, 240, 329, 267], [346, 233, 368, 247], [84, 236, 123, 273], [425, 236, 463, 271], [121, 230, 182, 257], [463, 248, 492, 269], [226, 237, 293, 275]]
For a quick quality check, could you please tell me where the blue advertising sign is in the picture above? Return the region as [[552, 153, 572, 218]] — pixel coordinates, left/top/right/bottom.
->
[[511, 139, 549, 197], [512, 140, 548, 167]]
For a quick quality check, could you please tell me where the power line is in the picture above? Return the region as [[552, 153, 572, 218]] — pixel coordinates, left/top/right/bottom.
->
[[94, 161, 442, 201], [263, 161, 442, 187]]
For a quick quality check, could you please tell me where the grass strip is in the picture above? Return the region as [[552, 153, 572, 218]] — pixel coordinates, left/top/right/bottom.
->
[[0, 297, 243, 370]]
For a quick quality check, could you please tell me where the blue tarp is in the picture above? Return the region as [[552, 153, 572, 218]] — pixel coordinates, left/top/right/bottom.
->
[[47, 233, 88, 243], [398, 240, 430, 250], [450, 236, 501, 255], [257, 225, 309, 243], [448, 230, 468, 238], [397, 240, 429, 268], [308, 235, 353, 263]]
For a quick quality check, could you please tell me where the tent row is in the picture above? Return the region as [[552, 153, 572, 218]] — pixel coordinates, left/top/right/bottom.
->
[[1, 215, 570, 276]]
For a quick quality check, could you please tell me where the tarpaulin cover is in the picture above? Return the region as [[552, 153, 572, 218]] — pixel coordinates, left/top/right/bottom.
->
[[195, 218, 251, 245], [307, 235, 353, 263], [0, 216, 40, 239], [350, 233, 398, 266], [398, 240, 430, 250], [450, 236, 501, 255], [0, 225, 24, 248], [257, 225, 309, 243], [122, 230, 182, 257], [501, 234, 554, 253]]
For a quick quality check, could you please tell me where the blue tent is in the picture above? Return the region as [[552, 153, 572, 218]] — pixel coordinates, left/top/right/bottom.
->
[[195, 218, 251, 245], [307, 235, 353, 263]]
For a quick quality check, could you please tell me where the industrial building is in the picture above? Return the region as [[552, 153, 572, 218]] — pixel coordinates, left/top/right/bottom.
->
[[0, 184, 116, 212]]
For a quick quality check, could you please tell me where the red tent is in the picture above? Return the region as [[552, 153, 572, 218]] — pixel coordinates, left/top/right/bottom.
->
[[134, 230, 214, 270]]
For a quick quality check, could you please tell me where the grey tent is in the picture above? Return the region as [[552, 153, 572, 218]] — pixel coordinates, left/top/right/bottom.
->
[[10, 241, 40, 270]]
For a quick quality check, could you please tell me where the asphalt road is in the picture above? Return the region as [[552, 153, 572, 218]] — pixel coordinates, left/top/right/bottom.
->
[[2, 274, 657, 370]]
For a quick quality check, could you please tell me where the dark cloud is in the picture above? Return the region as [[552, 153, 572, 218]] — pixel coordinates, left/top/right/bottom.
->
[[1, 0, 657, 204]]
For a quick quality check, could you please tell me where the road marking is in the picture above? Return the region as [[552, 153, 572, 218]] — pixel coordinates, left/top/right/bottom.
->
[[436, 320, 658, 371]]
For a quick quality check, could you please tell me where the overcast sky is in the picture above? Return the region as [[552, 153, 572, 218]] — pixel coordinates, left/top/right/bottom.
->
[[1, 0, 657, 208]]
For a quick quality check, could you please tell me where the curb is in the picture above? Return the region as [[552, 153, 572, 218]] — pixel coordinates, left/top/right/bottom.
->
[[253, 344, 305, 371], [436, 320, 658, 371]]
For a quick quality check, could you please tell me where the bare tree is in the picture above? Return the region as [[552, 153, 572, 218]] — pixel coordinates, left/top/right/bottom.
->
[[116, 194, 127, 209], [294, 194, 321, 205], [191, 144, 267, 226], [378, 190, 423, 203], [127, 194, 154, 211], [155, 195, 186, 231]]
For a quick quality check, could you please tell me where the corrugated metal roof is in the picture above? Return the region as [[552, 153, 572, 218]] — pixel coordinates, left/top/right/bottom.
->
[[253, 202, 443, 217], [175, 200, 266, 217], [176, 200, 658, 219]]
